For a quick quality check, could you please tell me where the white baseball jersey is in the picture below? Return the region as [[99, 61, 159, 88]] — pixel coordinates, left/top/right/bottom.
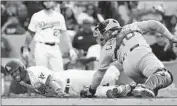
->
[[26, 66, 119, 96], [27, 66, 54, 87], [28, 10, 66, 43]]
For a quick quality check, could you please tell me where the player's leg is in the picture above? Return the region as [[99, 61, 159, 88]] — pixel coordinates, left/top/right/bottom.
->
[[133, 52, 173, 97], [48, 45, 64, 72], [105, 55, 139, 98], [111, 48, 154, 98], [34, 43, 48, 67]]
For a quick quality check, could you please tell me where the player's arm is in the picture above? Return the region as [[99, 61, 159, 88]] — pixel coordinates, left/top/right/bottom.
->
[[137, 20, 176, 41], [90, 47, 113, 94], [60, 15, 77, 60], [24, 30, 35, 48], [24, 13, 36, 48]]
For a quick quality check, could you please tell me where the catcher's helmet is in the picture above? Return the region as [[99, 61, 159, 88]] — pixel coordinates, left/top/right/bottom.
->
[[94, 19, 122, 45], [5, 59, 26, 75]]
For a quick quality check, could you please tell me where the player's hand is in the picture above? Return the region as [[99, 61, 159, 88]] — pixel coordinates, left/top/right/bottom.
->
[[80, 86, 96, 98], [170, 37, 177, 43], [21, 46, 30, 60], [69, 48, 77, 61]]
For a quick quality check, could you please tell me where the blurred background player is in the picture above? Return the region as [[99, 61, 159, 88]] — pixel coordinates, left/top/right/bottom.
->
[[4, 59, 120, 97], [80, 19, 177, 98], [23, 1, 77, 72]]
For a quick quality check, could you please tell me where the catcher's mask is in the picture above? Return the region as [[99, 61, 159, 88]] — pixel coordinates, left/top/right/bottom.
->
[[93, 19, 122, 46], [5, 59, 26, 82]]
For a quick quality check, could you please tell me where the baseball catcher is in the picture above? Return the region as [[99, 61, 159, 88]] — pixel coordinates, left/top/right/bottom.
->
[[80, 19, 177, 98]]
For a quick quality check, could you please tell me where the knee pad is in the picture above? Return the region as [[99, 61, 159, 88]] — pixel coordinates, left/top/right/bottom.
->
[[154, 68, 173, 84]]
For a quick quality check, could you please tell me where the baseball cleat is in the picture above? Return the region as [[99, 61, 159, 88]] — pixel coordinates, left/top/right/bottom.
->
[[106, 84, 132, 98], [132, 84, 155, 98]]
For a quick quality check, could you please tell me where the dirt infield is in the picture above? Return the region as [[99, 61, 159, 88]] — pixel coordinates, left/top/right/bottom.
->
[[2, 98, 177, 105]]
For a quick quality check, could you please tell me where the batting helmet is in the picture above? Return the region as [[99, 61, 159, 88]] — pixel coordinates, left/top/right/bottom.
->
[[93, 19, 122, 45], [5, 59, 26, 76]]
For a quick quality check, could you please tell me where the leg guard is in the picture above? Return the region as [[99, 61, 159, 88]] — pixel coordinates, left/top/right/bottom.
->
[[144, 68, 173, 96]]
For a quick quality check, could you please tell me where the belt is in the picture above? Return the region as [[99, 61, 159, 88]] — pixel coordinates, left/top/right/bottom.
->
[[39, 42, 56, 46]]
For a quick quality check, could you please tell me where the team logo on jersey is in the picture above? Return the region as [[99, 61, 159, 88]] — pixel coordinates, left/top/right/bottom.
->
[[38, 72, 45, 79], [39, 21, 60, 30]]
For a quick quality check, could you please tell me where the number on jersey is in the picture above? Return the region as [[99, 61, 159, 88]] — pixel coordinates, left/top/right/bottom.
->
[[53, 28, 60, 36], [121, 32, 135, 47]]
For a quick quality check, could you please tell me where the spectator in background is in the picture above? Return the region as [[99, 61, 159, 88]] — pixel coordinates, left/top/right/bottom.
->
[[1, 16, 26, 35], [1, 35, 12, 57], [77, 3, 104, 25], [98, 1, 124, 26], [23, 1, 43, 19], [135, 1, 165, 22], [62, 6, 79, 31], [134, 1, 166, 45], [151, 35, 177, 61], [164, 15, 177, 34], [16, 3, 29, 30], [73, 19, 97, 56], [85, 4, 104, 24], [1, 2, 26, 35], [126, 1, 139, 24], [1, 1, 8, 27]]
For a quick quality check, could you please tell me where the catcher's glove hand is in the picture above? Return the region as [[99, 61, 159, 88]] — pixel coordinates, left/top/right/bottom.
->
[[80, 86, 96, 98]]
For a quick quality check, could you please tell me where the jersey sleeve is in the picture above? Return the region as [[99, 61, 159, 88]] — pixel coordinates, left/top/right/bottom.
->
[[28, 13, 37, 32]]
